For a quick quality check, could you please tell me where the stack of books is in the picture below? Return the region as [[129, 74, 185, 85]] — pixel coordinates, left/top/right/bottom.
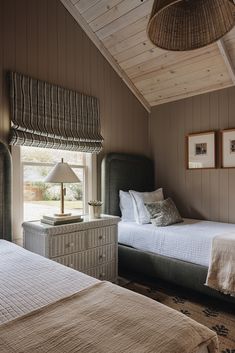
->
[[41, 214, 83, 226]]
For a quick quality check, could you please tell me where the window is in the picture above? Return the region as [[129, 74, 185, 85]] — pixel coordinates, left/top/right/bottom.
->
[[12, 146, 97, 243]]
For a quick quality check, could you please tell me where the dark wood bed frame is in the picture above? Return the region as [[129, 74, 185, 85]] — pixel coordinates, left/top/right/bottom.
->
[[101, 152, 235, 305]]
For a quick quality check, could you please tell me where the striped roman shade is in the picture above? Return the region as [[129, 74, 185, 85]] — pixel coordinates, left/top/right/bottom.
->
[[9, 72, 103, 153]]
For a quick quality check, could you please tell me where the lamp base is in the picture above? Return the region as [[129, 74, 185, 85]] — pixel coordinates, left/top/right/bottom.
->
[[54, 212, 72, 217]]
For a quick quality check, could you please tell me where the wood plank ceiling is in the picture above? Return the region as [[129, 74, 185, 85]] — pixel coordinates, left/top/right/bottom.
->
[[61, 0, 235, 112]]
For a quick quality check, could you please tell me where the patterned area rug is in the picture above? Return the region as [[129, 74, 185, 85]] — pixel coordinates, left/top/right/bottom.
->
[[121, 278, 235, 353]]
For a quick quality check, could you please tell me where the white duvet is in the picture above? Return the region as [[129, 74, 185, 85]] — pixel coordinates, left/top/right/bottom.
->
[[0, 240, 98, 324], [118, 218, 235, 267]]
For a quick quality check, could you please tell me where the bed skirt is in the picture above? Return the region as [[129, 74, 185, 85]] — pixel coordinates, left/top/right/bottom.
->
[[118, 244, 235, 305]]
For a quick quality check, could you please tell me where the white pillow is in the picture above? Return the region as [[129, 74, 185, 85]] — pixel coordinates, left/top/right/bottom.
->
[[119, 190, 135, 222], [129, 188, 164, 224]]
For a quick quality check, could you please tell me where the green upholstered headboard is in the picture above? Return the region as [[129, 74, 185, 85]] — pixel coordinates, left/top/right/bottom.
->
[[101, 153, 154, 216], [0, 141, 12, 241]]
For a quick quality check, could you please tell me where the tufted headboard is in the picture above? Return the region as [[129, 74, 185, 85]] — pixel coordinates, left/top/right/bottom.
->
[[0, 141, 12, 241], [101, 153, 154, 216]]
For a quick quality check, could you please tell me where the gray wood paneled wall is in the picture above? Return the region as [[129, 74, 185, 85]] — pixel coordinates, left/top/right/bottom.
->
[[0, 0, 149, 158], [150, 87, 235, 223]]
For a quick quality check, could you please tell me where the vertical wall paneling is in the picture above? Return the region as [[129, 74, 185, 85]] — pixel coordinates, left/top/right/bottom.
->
[[15, 0, 27, 73], [200, 94, 210, 220], [47, 0, 58, 84], [184, 98, 193, 216], [150, 86, 235, 223], [209, 91, 220, 221], [219, 90, 229, 222], [38, 0, 48, 81], [57, 1, 67, 88], [27, 0, 38, 78]]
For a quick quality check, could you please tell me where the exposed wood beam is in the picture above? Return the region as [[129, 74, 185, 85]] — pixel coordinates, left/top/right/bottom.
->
[[217, 38, 235, 85], [60, 0, 151, 113]]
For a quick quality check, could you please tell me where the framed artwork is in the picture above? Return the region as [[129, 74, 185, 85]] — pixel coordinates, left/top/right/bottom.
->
[[186, 131, 216, 169], [221, 129, 235, 168]]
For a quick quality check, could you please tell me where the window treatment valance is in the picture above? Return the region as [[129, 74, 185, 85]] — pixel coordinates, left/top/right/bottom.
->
[[9, 72, 103, 153]]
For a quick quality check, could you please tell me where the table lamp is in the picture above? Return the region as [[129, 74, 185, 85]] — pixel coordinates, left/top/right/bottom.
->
[[44, 158, 80, 217]]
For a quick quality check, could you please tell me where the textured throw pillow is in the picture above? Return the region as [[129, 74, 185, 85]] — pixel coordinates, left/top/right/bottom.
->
[[119, 190, 135, 222], [145, 198, 183, 227], [129, 188, 164, 224]]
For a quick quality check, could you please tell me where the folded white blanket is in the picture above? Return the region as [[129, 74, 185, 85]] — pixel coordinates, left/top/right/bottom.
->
[[206, 233, 235, 296]]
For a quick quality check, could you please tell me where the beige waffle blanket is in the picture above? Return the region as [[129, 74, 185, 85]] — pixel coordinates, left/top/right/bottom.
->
[[0, 281, 218, 353], [206, 233, 235, 296]]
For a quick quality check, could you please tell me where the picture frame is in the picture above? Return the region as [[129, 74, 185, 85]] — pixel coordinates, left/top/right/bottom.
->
[[186, 131, 216, 169], [221, 128, 235, 168]]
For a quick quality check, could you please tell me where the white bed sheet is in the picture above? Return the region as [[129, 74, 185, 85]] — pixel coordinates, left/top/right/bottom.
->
[[0, 240, 98, 324], [118, 218, 235, 267]]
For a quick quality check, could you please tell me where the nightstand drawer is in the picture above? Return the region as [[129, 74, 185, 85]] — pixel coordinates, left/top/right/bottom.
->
[[49, 231, 87, 258], [87, 225, 116, 248], [53, 244, 116, 270], [85, 261, 117, 281]]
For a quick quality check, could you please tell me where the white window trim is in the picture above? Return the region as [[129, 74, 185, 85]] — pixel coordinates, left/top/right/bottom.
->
[[12, 146, 97, 243], [12, 146, 23, 243], [86, 153, 97, 209]]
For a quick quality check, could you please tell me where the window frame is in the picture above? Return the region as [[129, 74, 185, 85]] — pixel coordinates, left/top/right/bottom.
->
[[12, 146, 97, 243]]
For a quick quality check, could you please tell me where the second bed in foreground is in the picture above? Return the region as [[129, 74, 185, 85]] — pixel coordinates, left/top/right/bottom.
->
[[0, 240, 218, 353]]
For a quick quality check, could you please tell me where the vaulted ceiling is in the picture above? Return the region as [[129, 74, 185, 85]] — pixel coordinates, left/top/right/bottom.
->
[[61, 0, 235, 112]]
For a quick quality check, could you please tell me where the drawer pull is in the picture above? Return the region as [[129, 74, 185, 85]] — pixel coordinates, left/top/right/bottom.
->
[[99, 235, 103, 240], [69, 263, 74, 268], [99, 254, 106, 259], [65, 242, 74, 248], [99, 272, 105, 278]]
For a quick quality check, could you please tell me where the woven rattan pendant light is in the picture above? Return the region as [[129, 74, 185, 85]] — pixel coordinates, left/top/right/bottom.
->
[[147, 0, 235, 51]]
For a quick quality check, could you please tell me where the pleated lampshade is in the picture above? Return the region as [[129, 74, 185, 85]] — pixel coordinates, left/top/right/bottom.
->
[[45, 159, 80, 184], [147, 0, 235, 51]]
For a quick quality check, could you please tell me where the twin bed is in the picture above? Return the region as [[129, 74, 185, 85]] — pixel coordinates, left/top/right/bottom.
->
[[102, 153, 235, 304], [0, 240, 217, 353]]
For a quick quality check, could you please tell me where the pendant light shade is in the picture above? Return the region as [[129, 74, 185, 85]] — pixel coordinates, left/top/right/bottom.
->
[[147, 0, 235, 51]]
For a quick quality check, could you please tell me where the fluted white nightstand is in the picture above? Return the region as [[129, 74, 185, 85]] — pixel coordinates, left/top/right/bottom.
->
[[22, 215, 120, 282]]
